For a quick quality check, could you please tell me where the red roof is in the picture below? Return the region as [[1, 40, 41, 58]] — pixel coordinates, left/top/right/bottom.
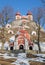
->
[[18, 34, 25, 45], [15, 12, 21, 16], [19, 30, 28, 34], [19, 30, 31, 41], [27, 11, 32, 15]]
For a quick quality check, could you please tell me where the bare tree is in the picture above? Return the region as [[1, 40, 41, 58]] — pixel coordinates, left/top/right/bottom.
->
[[0, 13, 3, 26], [0, 6, 14, 43], [41, 0, 45, 6], [2, 6, 14, 26], [32, 7, 45, 52]]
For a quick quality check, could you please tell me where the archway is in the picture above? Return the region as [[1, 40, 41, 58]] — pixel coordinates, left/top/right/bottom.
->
[[19, 45, 24, 50], [29, 46, 33, 50], [10, 47, 13, 50]]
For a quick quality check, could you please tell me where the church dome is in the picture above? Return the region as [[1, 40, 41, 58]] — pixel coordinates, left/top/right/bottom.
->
[[27, 11, 32, 15], [15, 12, 21, 16]]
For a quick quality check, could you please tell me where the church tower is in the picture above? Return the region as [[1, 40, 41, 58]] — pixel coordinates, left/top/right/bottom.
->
[[15, 12, 21, 20], [27, 11, 33, 21]]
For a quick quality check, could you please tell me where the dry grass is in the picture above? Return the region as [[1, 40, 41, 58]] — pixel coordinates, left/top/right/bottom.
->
[[26, 53, 37, 58], [0, 54, 16, 65], [29, 61, 45, 65]]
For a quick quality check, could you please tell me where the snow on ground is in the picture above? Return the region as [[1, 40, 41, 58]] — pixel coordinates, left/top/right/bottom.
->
[[33, 42, 45, 52], [40, 42, 45, 52], [0, 52, 45, 65], [12, 53, 30, 65], [0, 41, 45, 65], [0, 52, 17, 59], [4, 41, 9, 50], [28, 57, 45, 62], [33, 44, 39, 50], [12, 58, 29, 65], [12, 52, 45, 65], [34, 54, 45, 58]]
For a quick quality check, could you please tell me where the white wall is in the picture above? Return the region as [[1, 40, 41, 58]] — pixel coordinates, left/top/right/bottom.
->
[[0, 42, 2, 49]]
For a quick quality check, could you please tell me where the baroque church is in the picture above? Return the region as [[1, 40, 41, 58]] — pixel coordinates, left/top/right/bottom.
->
[[1, 11, 45, 50]]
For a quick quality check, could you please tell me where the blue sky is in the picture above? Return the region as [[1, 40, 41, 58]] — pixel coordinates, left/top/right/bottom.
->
[[0, 0, 43, 15], [0, 0, 45, 29]]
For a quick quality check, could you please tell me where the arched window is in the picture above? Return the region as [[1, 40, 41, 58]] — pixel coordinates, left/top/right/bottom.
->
[[5, 24, 11, 28], [31, 31, 36, 35], [8, 30, 14, 34]]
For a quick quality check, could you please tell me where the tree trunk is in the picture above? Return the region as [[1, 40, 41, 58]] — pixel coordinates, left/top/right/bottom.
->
[[1, 27, 5, 50], [37, 24, 41, 53]]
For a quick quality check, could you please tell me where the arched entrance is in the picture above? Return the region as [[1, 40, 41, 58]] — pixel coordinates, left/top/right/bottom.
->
[[9, 42, 14, 51], [19, 45, 24, 50], [29, 46, 33, 50], [10, 47, 13, 50]]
